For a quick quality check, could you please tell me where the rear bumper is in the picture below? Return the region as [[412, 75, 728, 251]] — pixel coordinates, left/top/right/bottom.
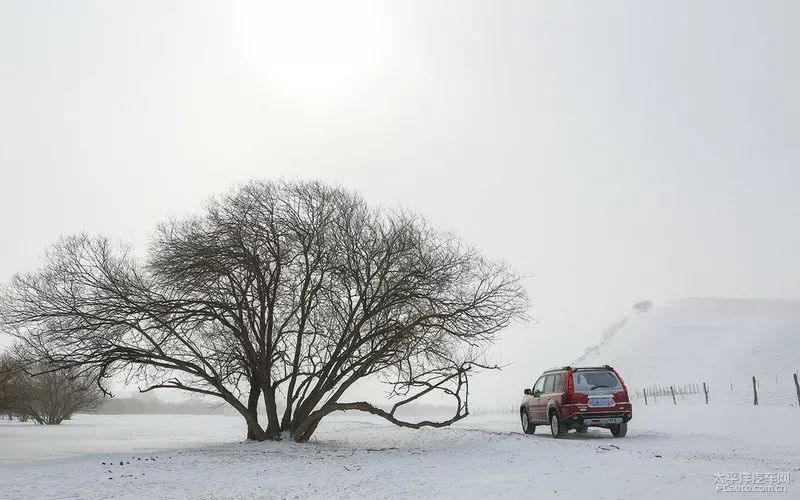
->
[[559, 404, 633, 428]]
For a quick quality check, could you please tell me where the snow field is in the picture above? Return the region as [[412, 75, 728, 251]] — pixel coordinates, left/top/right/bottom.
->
[[1, 405, 797, 499]]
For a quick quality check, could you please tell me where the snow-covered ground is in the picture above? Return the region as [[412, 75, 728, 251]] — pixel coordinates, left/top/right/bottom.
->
[[1, 406, 797, 499]]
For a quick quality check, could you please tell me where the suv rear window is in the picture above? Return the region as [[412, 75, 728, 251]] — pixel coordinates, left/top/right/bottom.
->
[[572, 370, 622, 393]]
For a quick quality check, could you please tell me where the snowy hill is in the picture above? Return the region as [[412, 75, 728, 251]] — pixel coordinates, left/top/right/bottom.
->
[[574, 298, 800, 403]]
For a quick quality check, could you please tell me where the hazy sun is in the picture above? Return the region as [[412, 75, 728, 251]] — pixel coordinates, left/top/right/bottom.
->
[[227, 1, 393, 103]]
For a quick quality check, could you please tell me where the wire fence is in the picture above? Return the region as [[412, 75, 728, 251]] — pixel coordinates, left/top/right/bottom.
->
[[632, 372, 800, 407]]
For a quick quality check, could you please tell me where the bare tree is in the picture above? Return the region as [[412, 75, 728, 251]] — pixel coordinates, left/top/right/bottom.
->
[[632, 300, 653, 313], [0, 180, 528, 441], [0, 353, 102, 424]]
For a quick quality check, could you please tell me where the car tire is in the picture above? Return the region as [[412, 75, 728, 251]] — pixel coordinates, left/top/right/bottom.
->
[[550, 411, 566, 438], [575, 426, 588, 434], [521, 410, 536, 435], [610, 422, 628, 438]]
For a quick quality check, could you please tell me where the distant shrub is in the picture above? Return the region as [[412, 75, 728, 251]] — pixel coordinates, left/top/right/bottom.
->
[[0, 353, 102, 425]]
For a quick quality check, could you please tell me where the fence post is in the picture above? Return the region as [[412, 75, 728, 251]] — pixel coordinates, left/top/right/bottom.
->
[[670, 385, 676, 405], [703, 382, 709, 405], [793, 373, 800, 407], [643, 388, 648, 405], [752, 376, 758, 406]]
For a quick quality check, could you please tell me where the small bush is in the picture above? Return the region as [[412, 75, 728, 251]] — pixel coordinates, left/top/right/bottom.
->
[[0, 353, 102, 425]]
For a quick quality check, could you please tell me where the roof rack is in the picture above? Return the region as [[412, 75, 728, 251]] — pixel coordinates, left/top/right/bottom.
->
[[543, 366, 573, 373], [542, 365, 616, 373]]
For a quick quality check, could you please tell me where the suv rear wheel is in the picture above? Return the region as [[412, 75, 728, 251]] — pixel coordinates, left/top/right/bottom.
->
[[610, 422, 627, 437], [521, 410, 536, 435], [549, 412, 566, 438]]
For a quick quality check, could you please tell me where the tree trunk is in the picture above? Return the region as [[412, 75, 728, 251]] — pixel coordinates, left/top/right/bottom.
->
[[289, 387, 328, 433], [245, 380, 262, 440], [218, 389, 268, 442], [291, 412, 326, 442], [261, 386, 281, 438], [245, 417, 268, 441], [280, 403, 292, 431]]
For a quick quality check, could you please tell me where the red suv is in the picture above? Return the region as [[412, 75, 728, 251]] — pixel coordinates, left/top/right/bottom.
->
[[520, 365, 632, 438]]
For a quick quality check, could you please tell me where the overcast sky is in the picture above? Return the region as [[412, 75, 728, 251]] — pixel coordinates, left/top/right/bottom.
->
[[1, 0, 798, 406]]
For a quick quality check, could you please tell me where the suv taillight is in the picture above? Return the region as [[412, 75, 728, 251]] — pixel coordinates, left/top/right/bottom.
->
[[612, 368, 629, 400], [564, 370, 575, 403]]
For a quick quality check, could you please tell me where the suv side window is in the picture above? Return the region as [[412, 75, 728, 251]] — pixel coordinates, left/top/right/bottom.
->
[[532, 376, 546, 394], [544, 374, 555, 393]]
